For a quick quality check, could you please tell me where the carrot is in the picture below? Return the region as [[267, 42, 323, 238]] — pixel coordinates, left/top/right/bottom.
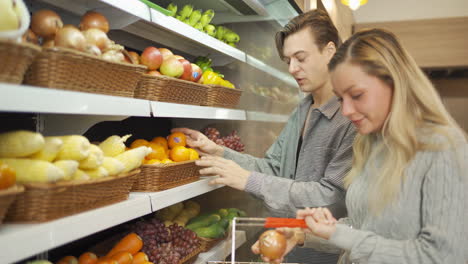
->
[[78, 252, 98, 264], [109, 252, 133, 264], [131, 252, 149, 264], [106, 233, 143, 257]]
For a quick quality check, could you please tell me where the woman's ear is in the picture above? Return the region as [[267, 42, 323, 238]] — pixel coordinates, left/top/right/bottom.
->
[[324, 41, 336, 62]]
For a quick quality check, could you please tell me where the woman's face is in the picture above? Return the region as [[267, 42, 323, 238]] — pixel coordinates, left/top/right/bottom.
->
[[332, 62, 393, 135]]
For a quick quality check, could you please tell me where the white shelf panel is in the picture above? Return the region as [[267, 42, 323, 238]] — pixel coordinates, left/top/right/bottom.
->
[[245, 55, 297, 87], [246, 111, 289, 123], [151, 101, 247, 120], [195, 231, 247, 264], [0, 83, 151, 116], [143, 177, 224, 212], [0, 193, 151, 264]]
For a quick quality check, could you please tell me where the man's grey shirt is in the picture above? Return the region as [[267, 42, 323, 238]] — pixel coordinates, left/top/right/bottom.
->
[[224, 94, 356, 217]]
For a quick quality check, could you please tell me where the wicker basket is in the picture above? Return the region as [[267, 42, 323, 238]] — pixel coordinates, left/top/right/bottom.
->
[[0, 185, 24, 224], [0, 40, 41, 84], [24, 47, 146, 97], [134, 74, 208, 105], [5, 169, 140, 222], [203, 85, 242, 108], [131, 160, 200, 192], [199, 235, 226, 252]]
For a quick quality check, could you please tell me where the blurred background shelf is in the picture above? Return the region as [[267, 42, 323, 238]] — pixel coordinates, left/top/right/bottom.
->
[[151, 101, 247, 120]]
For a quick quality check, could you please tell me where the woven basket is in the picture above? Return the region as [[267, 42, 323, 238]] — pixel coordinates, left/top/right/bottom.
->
[[199, 235, 226, 252], [134, 74, 208, 105], [0, 40, 41, 84], [24, 47, 146, 97], [203, 85, 242, 108], [131, 160, 200, 192], [0, 185, 24, 224], [5, 169, 140, 222]]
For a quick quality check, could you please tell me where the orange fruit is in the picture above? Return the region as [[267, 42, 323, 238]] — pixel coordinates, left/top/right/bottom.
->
[[57, 256, 79, 264], [160, 158, 174, 164], [188, 148, 199, 160], [130, 139, 149, 149], [150, 136, 168, 150], [132, 252, 149, 264], [146, 159, 161, 165], [169, 146, 190, 162], [167, 132, 186, 148], [78, 252, 98, 264], [146, 143, 168, 160], [0, 162, 16, 190]]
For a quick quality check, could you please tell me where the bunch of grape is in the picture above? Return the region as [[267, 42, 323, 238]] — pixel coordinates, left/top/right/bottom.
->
[[131, 218, 199, 264], [203, 127, 245, 152]]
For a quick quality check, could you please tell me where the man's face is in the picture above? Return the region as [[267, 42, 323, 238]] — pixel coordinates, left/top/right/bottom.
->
[[282, 27, 333, 93]]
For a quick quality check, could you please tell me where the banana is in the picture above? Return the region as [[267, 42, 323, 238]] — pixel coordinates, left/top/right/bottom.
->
[[0, 0, 22, 31]]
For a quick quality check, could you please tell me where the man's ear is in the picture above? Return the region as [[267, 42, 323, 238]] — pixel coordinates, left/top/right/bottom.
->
[[324, 41, 336, 61]]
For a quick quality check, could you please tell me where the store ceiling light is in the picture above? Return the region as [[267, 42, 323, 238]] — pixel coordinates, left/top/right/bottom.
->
[[341, 0, 368, 10]]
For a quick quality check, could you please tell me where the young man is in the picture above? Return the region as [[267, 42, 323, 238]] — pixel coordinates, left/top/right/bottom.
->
[[174, 10, 356, 264]]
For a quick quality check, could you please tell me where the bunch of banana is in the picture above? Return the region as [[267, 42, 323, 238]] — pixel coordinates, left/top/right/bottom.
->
[[215, 26, 240, 47]]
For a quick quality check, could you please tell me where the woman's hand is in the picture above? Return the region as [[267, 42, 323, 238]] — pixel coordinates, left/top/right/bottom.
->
[[251, 228, 303, 264], [195, 156, 250, 190], [171, 128, 224, 157], [297, 207, 337, 240]]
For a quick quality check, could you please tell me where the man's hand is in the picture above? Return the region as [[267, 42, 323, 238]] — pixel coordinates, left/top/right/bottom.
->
[[297, 207, 337, 240], [195, 156, 250, 190], [171, 128, 224, 157], [251, 228, 303, 264]]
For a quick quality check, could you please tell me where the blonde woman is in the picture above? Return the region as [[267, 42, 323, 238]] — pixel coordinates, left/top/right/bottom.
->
[[252, 28, 467, 263]]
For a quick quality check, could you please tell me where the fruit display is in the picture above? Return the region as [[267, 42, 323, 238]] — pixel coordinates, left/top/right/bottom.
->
[[131, 216, 200, 264], [193, 56, 235, 88], [0, 130, 150, 183], [156, 201, 201, 227], [246, 83, 299, 104], [166, 3, 240, 47], [203, 127, 244, 152], [186, 207, 246, 239], [0, 161, 16, 190], [130, 132, 199, 165]]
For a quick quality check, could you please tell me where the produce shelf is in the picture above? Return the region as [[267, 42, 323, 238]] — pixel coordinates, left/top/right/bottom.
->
[[151, 101, 247, 120], [194, 230, 247, 264], [0, 193, 151, 264], [246, 111, 289, 123], [0, 83, 151, 116]]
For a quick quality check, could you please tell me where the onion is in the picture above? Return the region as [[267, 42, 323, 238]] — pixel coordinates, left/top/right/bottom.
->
[[22, 29, 39, 45], [79, 11, 109, 33], [31, 9, 63, 39], [54, 27, 86, 51], [84, 44, 102, 56], [101, 50, 124, 63], [42, 39, 55, 48], [258, 230, 287, 260], [82, 28, 109, 51]]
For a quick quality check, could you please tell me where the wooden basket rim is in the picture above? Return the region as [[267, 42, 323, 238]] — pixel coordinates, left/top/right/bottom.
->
[[141, 74, 209, 89], [141, 160, 196, 168], [21, 169, 140, 189], [0, 39, 42, 52], [0, 185, 24, 196], [206, 84, 243, 92], [40, 47, 148, 70]]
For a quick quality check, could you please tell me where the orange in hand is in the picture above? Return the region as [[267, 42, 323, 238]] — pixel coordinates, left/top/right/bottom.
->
[[151, 136, 168, 150], [188, 148, 199, 160], [146, 143, 168, 160], [167, 132, 186, 148], [130, 139, 149, 149], [169, 146, 190, 162]]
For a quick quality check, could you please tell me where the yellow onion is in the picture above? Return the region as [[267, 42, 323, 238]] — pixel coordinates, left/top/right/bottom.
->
[[84, 44, 102, 56], [42, 39, 55, 48], [258, 230, 287, 260], [82, 28, 109, 51], [54, 27, 86, 51], [31, 9, 63, 39], [22, 29, 39, 45], [79, 11, 109, 33]]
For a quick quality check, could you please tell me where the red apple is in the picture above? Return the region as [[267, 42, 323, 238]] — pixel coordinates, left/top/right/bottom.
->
[[158, 48, 174, 61], [140, 47, 162, 70], [190, 63, 202, 82], [160, 57, 184, 78], [147, 70, 162, 76], [178, 59, 192, 81]]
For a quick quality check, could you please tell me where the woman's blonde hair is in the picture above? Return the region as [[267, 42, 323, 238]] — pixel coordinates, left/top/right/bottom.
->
[[329, 28, 465, 213]]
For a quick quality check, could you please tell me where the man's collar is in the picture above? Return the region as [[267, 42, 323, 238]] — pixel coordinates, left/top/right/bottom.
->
[[315, 96, 341, 120]]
